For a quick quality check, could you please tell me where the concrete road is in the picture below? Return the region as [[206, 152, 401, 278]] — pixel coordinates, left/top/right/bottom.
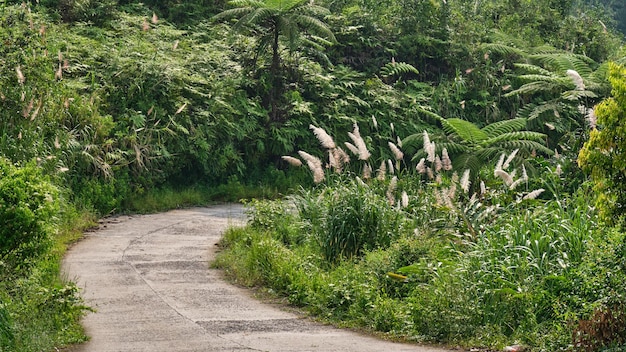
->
[[62, 204, 454, 352]]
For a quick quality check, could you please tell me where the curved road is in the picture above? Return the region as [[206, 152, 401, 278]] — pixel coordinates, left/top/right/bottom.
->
[[63, 204, 453, 352]]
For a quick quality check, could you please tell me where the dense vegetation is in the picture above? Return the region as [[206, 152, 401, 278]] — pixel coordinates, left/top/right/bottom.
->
[[0, 0, 625, 350]]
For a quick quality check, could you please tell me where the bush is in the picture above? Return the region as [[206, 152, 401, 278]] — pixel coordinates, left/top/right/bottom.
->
[[0, 159, 59, 276]]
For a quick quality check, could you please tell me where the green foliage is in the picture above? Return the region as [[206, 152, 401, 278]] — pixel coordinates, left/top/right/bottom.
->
[[578, 62, 626, 224], [0, 159, 59, 276]]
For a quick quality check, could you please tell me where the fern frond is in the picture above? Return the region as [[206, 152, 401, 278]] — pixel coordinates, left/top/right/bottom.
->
[[516, 74, 564, 83], [483, 131, 547, 145], [504, 81, 560, 97], [529, 53, 594, 76], [513, 63, 554, 76], [561, 89, 598, 101], [480, 43, 525, 57], [524, 102, 560, 121], [381, 62, 419, 78], [442, 118, 488, 143], [212, 7, 254, 21], [499, 140, 553, 156], [481, 118, 527, 137], [452, 153, 483, 176], [266, 0, 303, 11]]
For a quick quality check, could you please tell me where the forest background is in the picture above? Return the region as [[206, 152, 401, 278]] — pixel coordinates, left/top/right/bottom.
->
[[1, 0, 626, 351]]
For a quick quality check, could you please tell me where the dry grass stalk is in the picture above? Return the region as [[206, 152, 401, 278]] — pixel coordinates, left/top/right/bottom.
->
[[401, 191, 409, 208], [16, 66, 25, 85], [495, 153, 506, 174], [348, 123, 371, 160], [282, 155, 302, 167], [386, 176, 398, 205], [495, 170, 514, 186], [460, 169, 471, 193], [298, 151, 324, 183], [416, 158, 426, 174], [310, 124, 336, 149], [523, 188, 545, 200], [435, 155, 442, 172], [377, 160, 386, 181], [441, 148, 452, 171], [362, 163, 372, 179], [388, 141, 404, 161], [344, 142, 359, 156], [387, 159, 395, 175], [566, 69, 585, 90], [503, 149, 519, 170]]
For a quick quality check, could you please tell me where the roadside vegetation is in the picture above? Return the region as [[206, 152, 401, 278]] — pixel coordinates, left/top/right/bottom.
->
[[0, 0, 625, 351]]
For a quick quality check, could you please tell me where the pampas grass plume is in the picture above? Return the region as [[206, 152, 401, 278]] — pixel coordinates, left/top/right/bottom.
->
[[401, 191, 409, 208], [298, 151, 324, 183], [503, 149, 518, 170], [495, 169, 513, 186], [566, 69, 585, 90], [416, 158, 426, 174], [310, 124, 336, 149], [523, 188, 545, 200], [377, 160, 386, 181], [388, 141, 404, 161], [460, 169, 471, 193], [363, 163, 372, 179], [442, 148, 452, 171], [16, 66, 25, 85]]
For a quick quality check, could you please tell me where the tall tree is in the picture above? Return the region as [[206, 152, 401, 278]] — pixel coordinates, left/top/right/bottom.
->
[[213, 0, 336, 122]]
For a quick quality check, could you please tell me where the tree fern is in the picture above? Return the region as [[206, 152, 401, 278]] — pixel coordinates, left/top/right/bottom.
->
[[481, 118, 527, 137], [441, 118, 488, 143]]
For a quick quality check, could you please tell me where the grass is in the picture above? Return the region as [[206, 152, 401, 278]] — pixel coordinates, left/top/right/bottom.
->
[[213, 173, 626, 351]]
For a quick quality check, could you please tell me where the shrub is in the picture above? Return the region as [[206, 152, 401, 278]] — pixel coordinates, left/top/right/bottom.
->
[[0, 159, 59, 276]]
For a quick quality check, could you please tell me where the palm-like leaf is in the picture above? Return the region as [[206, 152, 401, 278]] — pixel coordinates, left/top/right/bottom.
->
[[441, 118, 488, 143], [481, 118, 527, 137]]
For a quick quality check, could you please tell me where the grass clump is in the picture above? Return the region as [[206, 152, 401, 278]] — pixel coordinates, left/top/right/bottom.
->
[[214, 125, 626, 351]]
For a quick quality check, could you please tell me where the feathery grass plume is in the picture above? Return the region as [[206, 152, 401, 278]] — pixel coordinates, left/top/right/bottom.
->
[[142, 20, 150, 31], [390, 123, 395, 133], [16, 65, 25, 84], [335, 147, 350, 164], [173, 40, 179, 50], [397, 136, 403, 148], [298, 151, 325, 183], [54, 136, 61, 149], [151, 12, 159, 24], [423, 131, 436, 162], [388, 141, 404, 161], [586, 108, 597, 129], [386, 176, 398, 205], [436, 173, 442, 184], [387, 159, 395, 175], [441, 189, 455, 209], [310, 124, 336, 149], [30, 99, 42, 121], [401, 191, 409, 208], [23, 98, 34, 118], [416, 158, 426, 174], [495, 169, 514, 186], [522, 164, 528, 181], [362, 163, 372, 179], [372, 116, 378, 130], [377, 160, 386, 180], [480, 180, 486, 195], [328, 149, 346, 173], [356, 176, 367, 187], [344, 142, 359, 156], [448, 182, 457, 200], [503, 149, 519, 169], [426, 167, 434, 180], [435, 155, 442, 172], [460, 169, 471, 193], [556, 164, 562, 176], [348, 123, 371, 160], [441, 148, 452, 171], [509, 177, 524, 190], [523, 188, 545, 200], [434, 190, 443, 206], [566, 69, 585, 90], [495, 153, 506, 174]]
